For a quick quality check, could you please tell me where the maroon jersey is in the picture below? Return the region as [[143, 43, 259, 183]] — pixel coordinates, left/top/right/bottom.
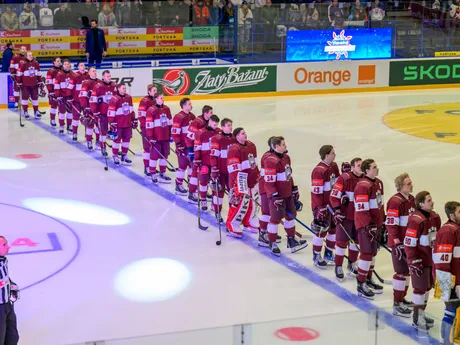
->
[[433, 221, 460, 285], [145, 104, 173, 141], [45, 66, 61, 94], [90, 81, 118, 115], [10, 54, 26, 76], [185, 115, 208, 148], [210, 132, 235, 175], [172, 111, 196, 147], [194, 127, 220, 166], [354, 176, 385, 229], [330, 171, 362, 220], [311, 162, 340, 211], [71, 71, 88, 101], [108, 93, 135, 128], [17, 59, 41, 87], [259, 151, 272, 195], [79, 77, 99, 110], [404, 209, 441, 266], [227, 141, 259, 190], [385, 193, 416, 247], [137, 95, 156, 129], [54, 70, 76, 98], [263, 152, 294, 198]]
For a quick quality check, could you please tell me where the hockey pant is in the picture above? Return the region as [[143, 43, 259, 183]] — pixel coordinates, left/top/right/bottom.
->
[[21, 86, 38, 115], [150, 140, 170, 177], [49, 96, 58, 122], [226, 186, 260, 235], [199, 168, 227, 213], [175, 149, 192, 187], [312, 211, 336, 256], [260, 193, 270, 233], [98, 114, 108, 150], [357, 227, 379, 283], [112, 127, 132, 157], [267, 196, 296, 243], [411, 266, 433, 315], [58, 98, 72, 129], [334, 219, 359, 267], [391, 244, 410, 303], [141, 128, 150, 168], [13, 81, 19, 104], [85, 117, 100, 143], [71, 102, 81, 135]]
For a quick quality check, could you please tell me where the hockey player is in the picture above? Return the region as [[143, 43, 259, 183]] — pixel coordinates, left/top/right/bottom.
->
[[45, 57, 61, 127], [184, 105, 214, 204], [17, 51, 43, 120], [107, 84, 136, 166], [54, 59, 76, 134], [210, 118, 236, 218], [385, 173, 416, 317], [9, 46, 27, 109], [330, 158, 363, 282], [172, 98, 196, 196], [263, 136, 307, 256], [311, 145, 340, 268], [405, 191, 441, 332], [226, 127, 260, 237], [354, 158, 385, 299], [138, 84, 157, 177], [68, 62, 88, 141], [433, 201, 460, 343], [90, 70, 118, 156], [145, 93, 173, 184], [194, 114, 220, 211], [79, 67, 100, 150]]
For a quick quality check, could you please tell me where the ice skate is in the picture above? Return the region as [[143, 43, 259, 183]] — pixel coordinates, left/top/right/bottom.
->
[[335, 266, 344, 282], [287, 237, 308, 253]]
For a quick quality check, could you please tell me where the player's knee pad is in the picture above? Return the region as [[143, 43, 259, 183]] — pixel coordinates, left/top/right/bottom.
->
[[284, 219, 295, 229], [269, 220, 281, 226], [336, 240, 348, 249], [393, 273, 406, 280], [360, 253, 373, 262]]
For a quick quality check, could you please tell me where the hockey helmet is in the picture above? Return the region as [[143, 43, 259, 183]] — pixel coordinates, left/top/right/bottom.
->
[[341, 162, 351, 174], [294, 200, 303, 212], [80, 115, 94, 127], [311, 219, 330, 236], [107, 129, 117, 141], [38, 88, 46, 98]]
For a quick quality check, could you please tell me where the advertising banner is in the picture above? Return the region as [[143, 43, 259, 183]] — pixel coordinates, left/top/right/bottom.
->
[[277, 60, 389, 91], [389, 59, 460, 86], [152, 65, 277, 96]]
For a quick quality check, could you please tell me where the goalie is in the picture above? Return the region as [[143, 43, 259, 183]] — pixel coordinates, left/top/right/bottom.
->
[[433, 201, 460, 344]]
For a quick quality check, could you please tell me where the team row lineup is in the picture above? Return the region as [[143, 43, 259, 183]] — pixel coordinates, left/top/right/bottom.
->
[[8, 49, 460, 343]]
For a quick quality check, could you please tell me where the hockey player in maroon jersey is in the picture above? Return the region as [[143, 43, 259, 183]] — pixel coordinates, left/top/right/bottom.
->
[[90, 70, 118, 156], [137, 84, 157, 177], [330, 158, 363, 282], [54, 59, 76, 134], [9, 46, 27, 109], [310, 145, 340, 268], [263, 136, 307, 256], [258, 137, 275, 247], [79, 67, 100, 151], [353, 158, 385, 299], [184, 105, 213, 204], [172, 98, 196, 196], [68, 62, 88, 141], [404, 191, 441, 332], [210, 118, 236, 220], [225, 127, 260, 238], [107, 84, 136, 166], [194, 114, 220, 212], [433, 201, 460, 343], [45, 57, 61, 127], [17, 51, 43, 120], [145, 93, 173, 184], [385, 173, 416, 317]]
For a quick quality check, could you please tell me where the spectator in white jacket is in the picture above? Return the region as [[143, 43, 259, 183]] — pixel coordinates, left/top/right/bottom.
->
[[98, 4, 118, 28], [19, 3, 38, 29], [238, 0, 253, 53]]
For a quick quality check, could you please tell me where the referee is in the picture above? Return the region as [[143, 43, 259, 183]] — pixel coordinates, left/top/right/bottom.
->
[[0, 236, 19, 345]]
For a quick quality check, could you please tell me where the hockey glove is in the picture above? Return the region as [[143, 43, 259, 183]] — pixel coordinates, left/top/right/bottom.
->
[[409, 258, 423, 277], [292, 185, 300, 201], [187, 147, 195, 162], [365, 223, 378, 242], [228, 188, 243, 207], [176, 143, 186, 156], [10, 282, 20, 302], [314, 206, 328, 221], [341, 195, 350, 206], [211, 166, 220, 181], [39, 86, 46, 98], [110, 123, 117, 133], [17, 83, 23, 90], [379, 225, 388, 245], [271, 193, 283, 211], [193, 159, 202, 170], [149, 139, 157, 146], [333, 209, 345, 224], [393, 243, 406, 261], [48, 93, 56, 102], [294, 200, 303, 212], [132, 118, 138, 129]]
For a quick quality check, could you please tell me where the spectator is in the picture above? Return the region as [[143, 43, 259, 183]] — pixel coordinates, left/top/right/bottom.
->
[[98, 3, 117, 27], [288, 4, 301, 23], [260, 0, 279, 50], [222, 0, 234, 24], [116, 0, 132, 27], [193, 0, 210, 25], [370, 0, 385, 20], [161, 0, 180, 25], [177, 0, 192, 25], [78, 0, 98, 25], [130, 0, 143, 25], [1, 42, 14, 73], [221, 0, 234, 51], [254, 0, 266, 22], [349, 0, 368, 21], [1, 6, 19, 30], [328, 0, 343, 27], [450, 0, 460, 43], [238, 0, 252, 52], [144, 1, 161, 26], [54, 3, 71, 28], [209, 0, 223, 24], [19, 3, 38, 29], [303, 4, 319, 28], [85, 19, 107, 66]]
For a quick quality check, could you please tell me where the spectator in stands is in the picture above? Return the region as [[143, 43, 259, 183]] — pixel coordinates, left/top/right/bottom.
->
[[288, 4, 301, 23], [1, 6, 19, 30], [303, 3, 319, 28], [19, 3, 38, 29], [370, 0, 385, 20], [450, 0, 460, 43], [349, 0, 368, 21], [116, 0, 132, 27], [85, 19, 107, 66], [260, 0, 279, 50], [238, 0, 252, 52], [328, 0, 343, 27], [221, 0, 234, 51], [78, 0, 98, 26], [177, 0, 192, 25], [161, 0, 180, 25], [1, 42, 14, 73], [144, 1, 161, 26], [54, 3, 71, 28], [209, 0, 223, 24], [130, 0, 143, 26], [254, 0, 266, 22], [98, 3, 117, 27], [194, 0, 210, 25], [222, 0, 234, 24]]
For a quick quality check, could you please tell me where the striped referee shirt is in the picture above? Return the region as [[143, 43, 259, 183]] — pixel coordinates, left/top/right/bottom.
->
[[0, 256, 11, 304]]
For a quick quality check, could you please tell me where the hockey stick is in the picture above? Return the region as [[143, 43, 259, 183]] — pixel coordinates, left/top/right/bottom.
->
[[197, 171, 208, 231], [214, 181, 222, 245], [11, 77, 25, 127], [136, 128, 176, 172]]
